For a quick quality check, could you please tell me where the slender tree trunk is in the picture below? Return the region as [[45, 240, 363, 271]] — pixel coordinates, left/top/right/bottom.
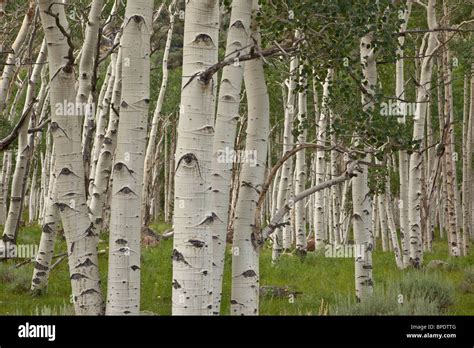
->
[[273, 52, 298, 262], [2, 40, 46, 246], [209, 0, 252, 313], [396, 0, 412, 267], [0, 0, 35, 114], [295, 67, 307, 254], [462, 72, 471, 255], [89, 38, 122, 228], [408, 0, 438, 267], [231, 3, 268, 314], [0, 151, 13, 225], [78, 0, 104, 194], [313, 69, 333, 251], [143, 0, 177, 226], [106, 0, 153, 315], [353, 32, 376, 302]]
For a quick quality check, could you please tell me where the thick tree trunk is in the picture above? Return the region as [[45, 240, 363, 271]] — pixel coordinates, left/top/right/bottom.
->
[[172, 0, 219, 315], [38, 0, 104, 315]]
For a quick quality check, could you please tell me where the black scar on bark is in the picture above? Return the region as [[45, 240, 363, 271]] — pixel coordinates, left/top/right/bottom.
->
[[80, 288, 101, 296], [241, 270, 257, 278], [34, 262, 49, 271], [188, 239, 205, 248], [172, 279, 182, 289], [172, 249, 190, 266], [116, 238, 127, 245], [131, 265, 140, 271], [77, 258, 94, 268], [71, 273, 87, 280], [85, 223, 95, 237]]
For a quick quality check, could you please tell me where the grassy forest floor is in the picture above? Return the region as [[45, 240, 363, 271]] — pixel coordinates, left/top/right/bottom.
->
[[0, 222, 473, 315]]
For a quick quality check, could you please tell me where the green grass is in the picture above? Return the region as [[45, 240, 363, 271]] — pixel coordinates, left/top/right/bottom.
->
[[0, 223, 473, 315]]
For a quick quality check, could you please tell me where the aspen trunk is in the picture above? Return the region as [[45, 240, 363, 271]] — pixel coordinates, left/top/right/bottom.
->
[[0, 0, 35, 114], [172, 0, 219, 315], [209, 0, 252, 313], [143, 0, 177, 226], [231, 3, 268, 314], [314, 69, 333, 249], [353, 32, 376, 302], [106, 0, 153, 315], [397, 0, 412, 268], [273, 53, 298, 262], [295, 67, 307, 253], [38, 0, 104, 315], [89, 39, 122, 228], [2, 40, 46, 246], [408, 0, 438, 267]]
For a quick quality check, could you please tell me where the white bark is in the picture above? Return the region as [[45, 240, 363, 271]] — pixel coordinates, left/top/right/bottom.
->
[[231, 4, 268, 314], [209, 0, 252, 314], [0, 151, 13, 225], [295, 67, 307, 253], [143, 0, 177, 226], [79, 0, 104, 179], [353, 32, 376, 302], [38, 0, 104, 315], [408, 0, 438, 267], [397, 0, 413, 268], [314, 69, 333, 249], [2, 40, 46, 245], [89, 38, 122, 228], [172, 0, 219, 315], [273, 52, 298, 262], [106, 0, 153, 315], [462, 72, 470, 255], [0, 0, 35, 114]]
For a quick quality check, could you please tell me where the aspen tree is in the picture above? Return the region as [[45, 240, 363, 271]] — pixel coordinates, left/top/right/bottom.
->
[[209, 0, 253, 313], [143, 0, 177, 226], [106, 0, 153, 315], [2, 40, 46, 247], [172, 0, 219, 315], [353, 32, 376, 302], [231, 0, 268, 315], [38, 0, 103, 314]]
